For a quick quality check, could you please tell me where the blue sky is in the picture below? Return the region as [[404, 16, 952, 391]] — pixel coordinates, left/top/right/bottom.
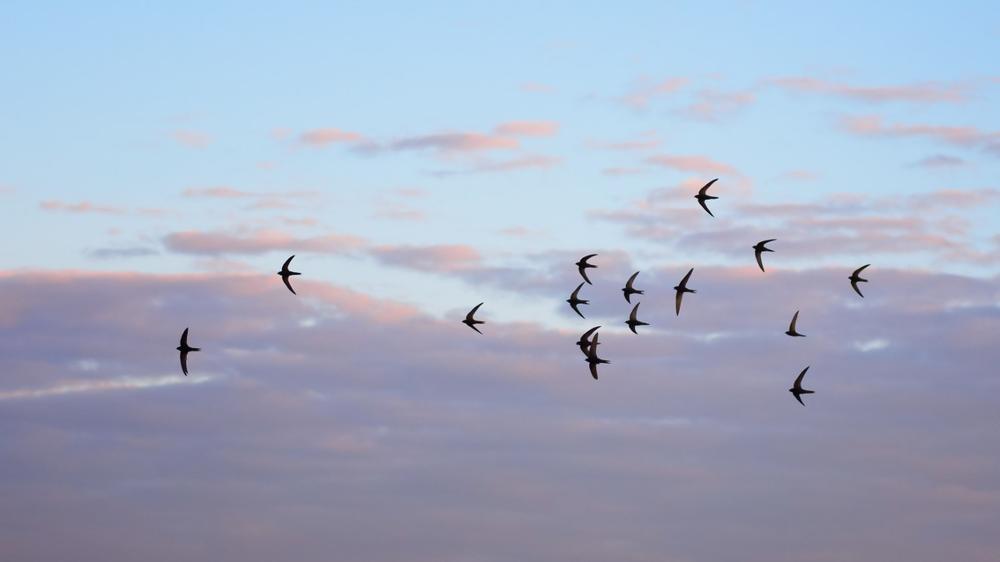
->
[[1, 3, 999, 561]]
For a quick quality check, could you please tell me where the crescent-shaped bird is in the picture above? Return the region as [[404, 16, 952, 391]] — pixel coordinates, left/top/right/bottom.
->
[[785, 310, 806, 337], [566, 282, 590, 319], [176, 327, 201, 376], [576, 254, 598, 285], [622, 271, 643, 304], [694, 178, 719, 217], [576, 326, 601, 357], [849, 264, 871, 298], [586, 332, 610, 380], [788, 365, 815, 406], [625, 302, 649, 335], [673, 268, 696, 316], [462, 302, 486, 334], [753, 239, 776, 272], [277, 255, 301, 295]]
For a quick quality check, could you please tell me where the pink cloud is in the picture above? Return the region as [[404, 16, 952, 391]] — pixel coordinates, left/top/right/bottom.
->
[[433, 154, 561, 176], [163, 229, 366, 255], [40, 200, 126, 215], [299, 128, 366, 146], [182, 187, 254, 198], [841, 115, 1000, 155], [588, 131, 661, 151], [777, 169, 820, 181], [619, 77, 689, 110], [519, 82, 554, 94], [911, 154, 967, 168], [494, 121, 559, 137], [644, 154, 739, 175], [768, 77, 968, 103], [390, 132, 519, 152], [171, 129, 212, 148], [680, 89, 756, 121], [601, 167, 646, 176], [370, 244, 482, 272]]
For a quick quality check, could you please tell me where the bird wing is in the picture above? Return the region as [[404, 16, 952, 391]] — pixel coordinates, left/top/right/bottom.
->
[[755, 248, 765, 272], [850, 279, 865, 298], [629, 302, 640, 323], [580, 253, 598, 263], [282, 275, 297, 295], [180, 327, 189, 347], [281, 255, 295, 272], [853, 264, 871, 277], [793, 366, 810, 391], [466, 302, 484, 322], [793, 392, 805, 406], [679, 268, 693, 287], [570, 282, 584, 300], [698, 178, 718, 196], [697, 198, 715, 217], [762, 238, 777, 245], [570, 302, 586, 319], [789, 310, 799, 332], [589, 361, 599, 380], [675, 290, 683, 316], [625, 271, 639, 290], [179, 351, 189, 376]]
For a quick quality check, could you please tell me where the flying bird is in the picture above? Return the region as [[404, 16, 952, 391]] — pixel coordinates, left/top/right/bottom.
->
[[673, 268, 696, 316], [788, 366, 815, 406], [753, 239, 776, 272], [694, 178, 719, 217], [785, 310, 806, 337], [277, 255, 301, 295], [849, 264, 871, 298], [462, 302, 485, 334], [576, 254, 598, 285], [576, 326, 601, 357], [585, 332, 610, 380], [566, 282, 590, 319], [176, 327, 201, 376], [622, 271, 643, 303], [625, 302, 649, 335]]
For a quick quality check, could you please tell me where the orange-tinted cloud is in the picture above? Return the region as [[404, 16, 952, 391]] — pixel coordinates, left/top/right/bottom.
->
[[494, 121, 559, 137], [371, 244, 482, 272], [299, 128, 366, 146], [644, 154, 739, 175], [163, 229, 365, 255]]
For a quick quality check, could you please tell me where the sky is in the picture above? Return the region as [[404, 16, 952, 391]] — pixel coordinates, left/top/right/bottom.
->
[[1, 2, 999, 561]]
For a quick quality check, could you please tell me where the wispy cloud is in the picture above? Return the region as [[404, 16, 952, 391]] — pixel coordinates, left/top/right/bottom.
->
[[618, 77, 689, 110], [841, 115, 1000, 156], [768, 77, 970, 103]]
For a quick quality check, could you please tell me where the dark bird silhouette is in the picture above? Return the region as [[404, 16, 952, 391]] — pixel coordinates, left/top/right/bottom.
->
[[576, 254, 598, 284], [753, 239, 776, 272], [694, 178, 719, 217], [622, 271, 643, 303], [566, 282, 589, 319], [176, 327, 200, 376], [788, 365, 815, 406], [673, 268, 696, 316], [785, 310, 806, 337], [849, 264, 871, 298], [576, 326, 601, 357], [586, 332, 610, 380], [277, 255, 301, 295], [462, 302, 485, 334], [625, 302, 649, 334]]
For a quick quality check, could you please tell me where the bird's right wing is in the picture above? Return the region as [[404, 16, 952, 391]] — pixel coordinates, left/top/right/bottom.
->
[[282, 275, 297, 295], [180, 327, 189, 347], [789, 311, 799, 332], [698, 178, 718, 196], [675, 290, 683, 316], [179, 351, 189, 376], [282, 255, 295, 271], [794, 366, 810, 390], [625, 271, 639, 289], [466, 302, 484, 321]]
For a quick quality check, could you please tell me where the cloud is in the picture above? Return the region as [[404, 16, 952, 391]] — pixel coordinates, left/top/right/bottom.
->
[[299, 128, 366, 146], [171, 129, 212, 148], [768, 76, 969, 103], [40, 200, 165, 216], [519, 82, 554, 94], [163, 229, 366, 256], [493, 121, 559, 137], [431, 154, 562, 176], [87, 247, 160, 260], [389, 132, 519, 152], [679, 89, 756, 121], [841, 115, 1000, 156], [618, 77, 689, 110], [371, 244, 482, 272], [587, 131, 661, 151], [644, 154, 740, 176], [911, 154, 967, 168]]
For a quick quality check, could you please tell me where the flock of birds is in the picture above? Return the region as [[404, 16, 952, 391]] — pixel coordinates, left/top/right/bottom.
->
[[177, 179, 874, 407]]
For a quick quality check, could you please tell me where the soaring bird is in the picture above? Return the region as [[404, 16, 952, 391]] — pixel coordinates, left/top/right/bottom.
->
[[694, 178, 719, 217], [176, 327, 201, 376], [788, 366, 815, 406], [277, 255, 301, 295], [625, 302, 649, 334], [576, 326, 601, 357], [566, 282, 589, 319], [849, 264, 871, 298], [673, 268, 696, 316], [622, 271, 643, 303], [462, 302, 485, 334], [753, 239, 776, 272], [586, 332, 610, 380], [576, 254, 598, 284], [785, 310, 806, 337]]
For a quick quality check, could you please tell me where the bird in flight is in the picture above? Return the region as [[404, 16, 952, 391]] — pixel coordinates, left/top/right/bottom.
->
[[753, 239, 776, 272], [622, 271, 643, 304], [277, 255, 301, 295], [785, 310, 806, 337], [849, 264, 871, 298], [566, 282, 590, 319], [463, 302, 485, 334], [694, 178, 719, 217], [788, 366, 815, 406], [673, 268, 696, 316], [586, 332, 610, 380], [176, 327, 201, 376], [576, 326, 601, 357], [625, 302, 649, 335], [576, 254, 598, 285]]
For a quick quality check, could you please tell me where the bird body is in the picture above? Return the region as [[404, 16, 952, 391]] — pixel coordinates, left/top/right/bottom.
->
[[849, 264, 871, 298], [576, 326, 601, 357], [785, 310, 806, 337], [176, 327, 200, 376], [625, 302, 649, 334], [673, 268, 696, 316], [694, 178, 719, 217], [622, 271, 643, 303], [567, 282, 590, 319], [788, 366, 814, 406], [277, 255, 301, 295], [753, 239, 776, 272], [576, 254, 598, 284], [463, 302, 486, 334]]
